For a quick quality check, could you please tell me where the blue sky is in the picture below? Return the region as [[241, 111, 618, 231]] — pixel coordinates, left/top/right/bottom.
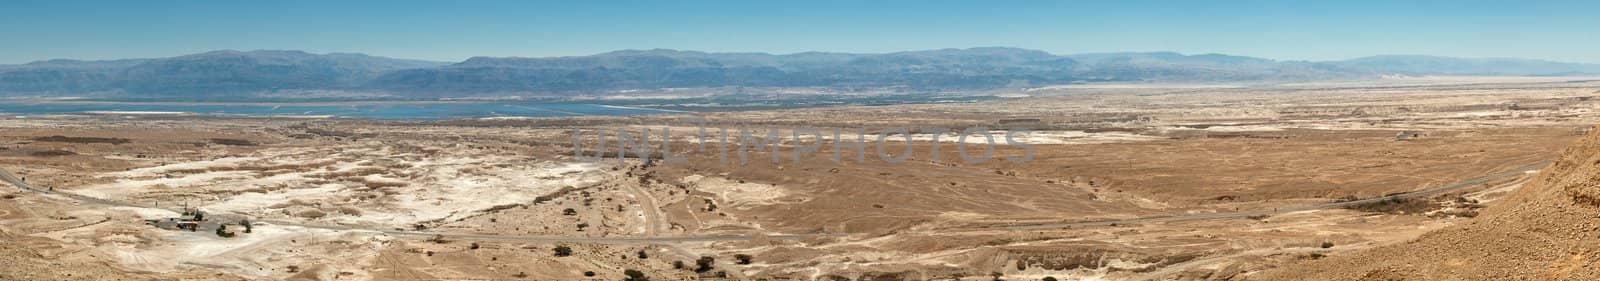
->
[[2, 0, 1597, 64]]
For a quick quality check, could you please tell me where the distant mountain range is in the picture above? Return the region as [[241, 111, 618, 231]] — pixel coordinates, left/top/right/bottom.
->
[[0, 50, 446, 98], [3, 48, 1598, 99]]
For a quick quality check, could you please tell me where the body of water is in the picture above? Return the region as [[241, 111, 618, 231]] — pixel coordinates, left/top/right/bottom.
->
[[0, 102, 680, 120]]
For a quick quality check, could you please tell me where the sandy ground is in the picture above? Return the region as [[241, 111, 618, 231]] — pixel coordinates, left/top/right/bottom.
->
[[2, 79, 1599, 280]]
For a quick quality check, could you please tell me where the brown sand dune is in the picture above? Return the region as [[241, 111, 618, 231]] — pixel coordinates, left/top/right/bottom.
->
[[1252, 127, 1600, 280]]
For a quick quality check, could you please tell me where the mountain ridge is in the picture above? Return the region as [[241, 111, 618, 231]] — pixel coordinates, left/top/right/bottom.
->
[[3, 48, 1598, 98]]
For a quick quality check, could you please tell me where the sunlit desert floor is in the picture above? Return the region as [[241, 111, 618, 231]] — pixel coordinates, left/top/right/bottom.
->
[[3, 78, 1599, 280]]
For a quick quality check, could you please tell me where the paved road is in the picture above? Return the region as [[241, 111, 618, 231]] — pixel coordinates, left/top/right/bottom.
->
[[977, 161, 1551, 231], [0, 167, 843, 244]]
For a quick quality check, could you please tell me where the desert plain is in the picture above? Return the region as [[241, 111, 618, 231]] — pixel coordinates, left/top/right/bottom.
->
[[3, 77, 1600, 280]]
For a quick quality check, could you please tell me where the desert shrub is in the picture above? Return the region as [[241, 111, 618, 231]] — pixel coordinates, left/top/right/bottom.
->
[[563, 208, 577, 216], [623, 269, 649, 281], [695, 256, 716, 272], [1321, 241, 1334, 249], [215, 225, 234, 238], [1344, 196, 1430, 214], [427, 234, 448, 244], [553, 245, 573, 257], [734, 254, 753, 265]]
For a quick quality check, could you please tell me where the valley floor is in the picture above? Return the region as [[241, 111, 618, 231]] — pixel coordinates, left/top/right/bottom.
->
[[3, 78, 1599, 280]]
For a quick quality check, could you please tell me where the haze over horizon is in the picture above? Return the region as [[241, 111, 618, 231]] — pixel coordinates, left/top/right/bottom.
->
[[3, 0, 1599, 64], [9, 47, 1600, 66]]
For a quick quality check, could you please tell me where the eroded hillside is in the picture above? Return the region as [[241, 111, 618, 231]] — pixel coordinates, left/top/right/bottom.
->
[[1251, 125, 1600, 280]]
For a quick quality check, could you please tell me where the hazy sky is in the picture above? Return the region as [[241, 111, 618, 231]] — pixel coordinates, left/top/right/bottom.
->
[[3, 0, 1598, 64]]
